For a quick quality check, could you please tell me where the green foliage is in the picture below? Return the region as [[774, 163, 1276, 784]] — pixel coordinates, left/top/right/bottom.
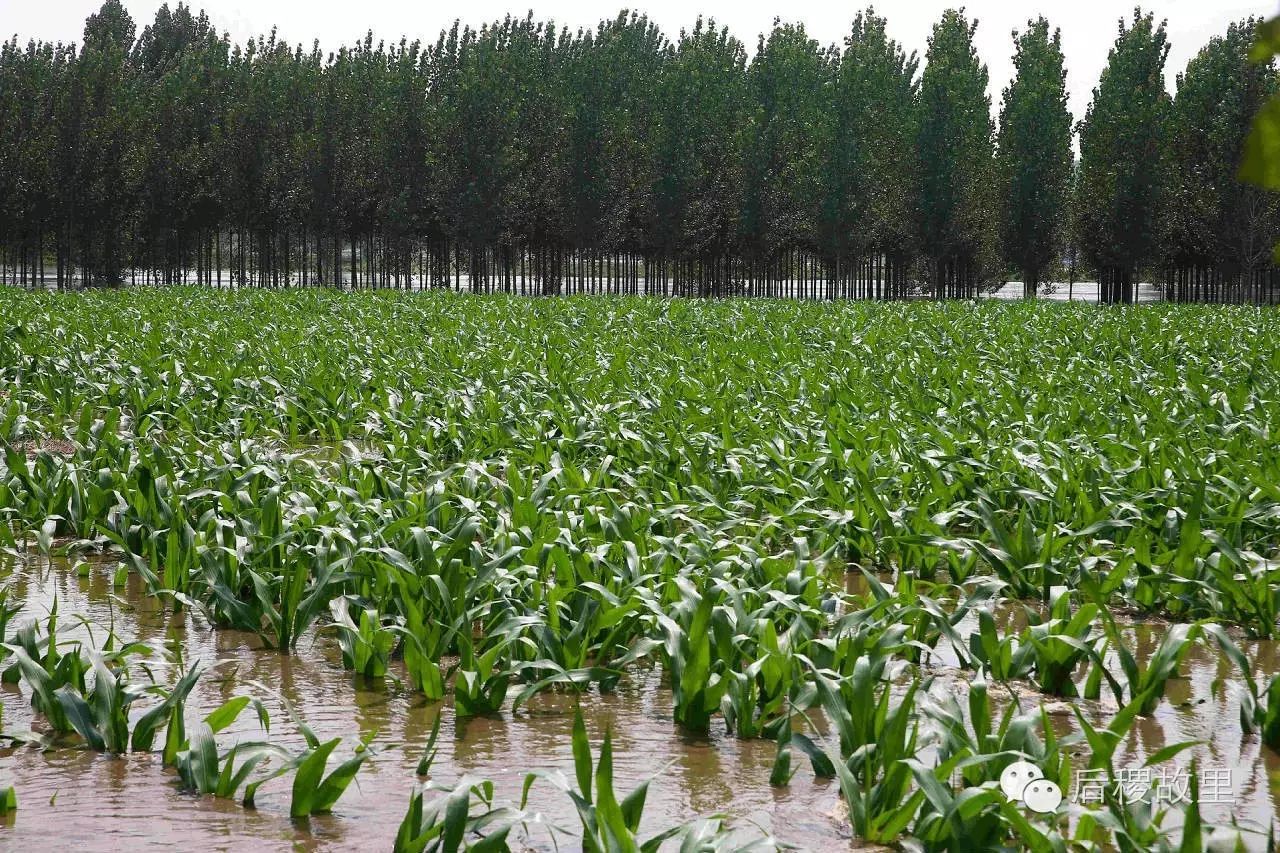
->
[[916, 9, 998, 297], [997, 18, 1073, 295], [1, 5, 1273, 300], [0, 286, 1270, 850], [1076, 9, 1171, 301], [740, 23, 833, 262], [243, 732, 375, 818], [654, 17, 748, 277], [821, 10, 919, 268], [1241, 18, 1280, 192], [453, 626, 522, 718], [1168, 18, 1280, 289]]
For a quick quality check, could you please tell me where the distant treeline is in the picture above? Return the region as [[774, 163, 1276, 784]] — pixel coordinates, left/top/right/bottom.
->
[[0, 2, 1277, 303]]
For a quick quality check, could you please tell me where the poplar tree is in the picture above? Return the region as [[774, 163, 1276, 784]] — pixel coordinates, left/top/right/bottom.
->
[[996, 18, 1072, 298], [653, 19, 748, 296], [1076, 9, 1170, 304], [76, 0, 141, 285], [740, 21, 833, 278], [564, 13, 666, 260], [821, 8, 919, 299], [1165, 20, 1280, 302], [1, 3, 1276, 300], [916, 9, 997, 299]]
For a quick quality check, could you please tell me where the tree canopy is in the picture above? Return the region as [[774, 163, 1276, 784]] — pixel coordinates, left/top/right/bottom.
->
[[1165, 19, 1280, 301], [917, 9, 997, 298], [1075, 9, 1171, 303], [997, 17, 1072, 298], [0, 3, 1276, 302]]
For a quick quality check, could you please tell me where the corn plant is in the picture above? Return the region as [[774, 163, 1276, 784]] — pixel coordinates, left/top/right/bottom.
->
[[720, 617, 802, 739], [392, 573, 450, 700], [329, 596, 396, 679], [923, 677, 1069, 792], [3, 612, 95, 737], [1201, 534, 1280, 639], [1022, 587, 1101, 697], [54, 652, 155, 753], [653, 577, 730, 733], [1091, 619, 1199, 715], [966, 608, 1034, 683], [176, 697, 281, 798], [799, 666, 925, 844], [251, 545, 345, 652], [393, 777, 527, 853], [526, 580, 646, 693], [521, 707, 741, 852], [453, 622, 533, 718], [243, 732, 375, 817], [899, 755, 1019, 850]]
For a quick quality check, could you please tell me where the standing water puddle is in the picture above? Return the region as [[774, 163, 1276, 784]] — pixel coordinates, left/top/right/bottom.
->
[[843, 571, 1280, 846], [3, 558, 1280, 849], [0, 557, 847, 851]]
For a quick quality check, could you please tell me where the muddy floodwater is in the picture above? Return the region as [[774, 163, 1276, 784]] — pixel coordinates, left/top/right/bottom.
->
[[0, 557, 845, 851], [1, 558, 1279, 850]]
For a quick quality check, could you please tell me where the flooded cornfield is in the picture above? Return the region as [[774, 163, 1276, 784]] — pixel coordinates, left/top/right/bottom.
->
[[3, 0, 1280, 842], [0, 289, 1279, 850], [4, 555, 1280, 850], [0, 555, 848, 850]]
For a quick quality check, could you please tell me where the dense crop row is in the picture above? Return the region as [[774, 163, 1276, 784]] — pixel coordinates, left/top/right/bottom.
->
[[0, 289, 1278, 849]]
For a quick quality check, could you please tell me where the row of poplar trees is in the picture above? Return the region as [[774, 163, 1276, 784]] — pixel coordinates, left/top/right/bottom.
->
[[0, 2, 1276, 302]]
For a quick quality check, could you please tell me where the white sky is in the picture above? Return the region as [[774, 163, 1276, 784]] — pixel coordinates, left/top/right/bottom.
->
[[2, 0, 1274, 121]]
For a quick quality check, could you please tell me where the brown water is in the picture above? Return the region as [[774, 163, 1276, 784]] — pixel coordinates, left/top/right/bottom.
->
[[0, 557, 848, 851], [843, 571, 1280, 847], [2, 560, 1279, 851]]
